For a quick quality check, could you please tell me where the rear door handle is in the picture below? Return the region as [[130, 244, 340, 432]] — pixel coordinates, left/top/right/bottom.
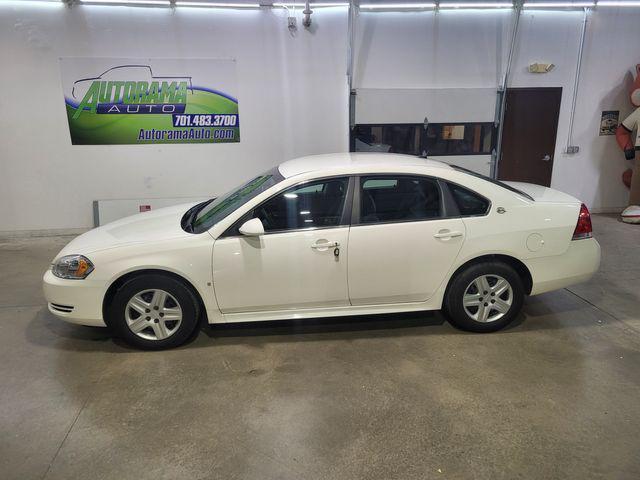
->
[[433, 230, 463, 239]]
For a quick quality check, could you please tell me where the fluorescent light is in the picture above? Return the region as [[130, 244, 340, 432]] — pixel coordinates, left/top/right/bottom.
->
[[176, 1, 260, 6], [360, 3, 436, 9], [274, 2, 349, 6], [523, 2, 594, 7], [0, 0, 64, 5], [597, 1, 640, 6], [80, 0, 171, 5], [439, 2, 513, 7]]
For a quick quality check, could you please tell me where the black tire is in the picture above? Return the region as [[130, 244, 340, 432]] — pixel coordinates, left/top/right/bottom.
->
[[107, 273, 200, 350], [444, 261, 524, 333]]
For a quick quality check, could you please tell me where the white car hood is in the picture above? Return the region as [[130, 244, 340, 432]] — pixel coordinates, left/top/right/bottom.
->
[[58, 202, 199, 257]]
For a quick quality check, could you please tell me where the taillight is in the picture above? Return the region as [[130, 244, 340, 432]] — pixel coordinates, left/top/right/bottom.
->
[[572, 203, 592, 240]]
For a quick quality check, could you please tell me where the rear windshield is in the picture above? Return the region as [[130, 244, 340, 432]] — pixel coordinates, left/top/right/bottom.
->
[[451, 165, 534, 201]]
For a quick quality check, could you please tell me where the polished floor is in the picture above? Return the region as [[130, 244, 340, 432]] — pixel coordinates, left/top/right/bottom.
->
[[1, 214, 639, 480]]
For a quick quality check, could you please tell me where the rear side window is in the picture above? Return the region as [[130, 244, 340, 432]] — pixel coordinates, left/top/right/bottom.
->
[[360, 176, 441, 224], [447, 182, 490, 216], [254, 177, 348, 232]]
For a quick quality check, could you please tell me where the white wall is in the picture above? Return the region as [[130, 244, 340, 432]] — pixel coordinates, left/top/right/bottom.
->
[[355, 8, 640, 212], [548, 9, 640, 212], [1, 4, 640, 233], [0, 3, 349, 232]]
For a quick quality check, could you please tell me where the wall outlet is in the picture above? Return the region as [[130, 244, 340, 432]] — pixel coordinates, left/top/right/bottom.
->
[[566, 145, 580, 154]]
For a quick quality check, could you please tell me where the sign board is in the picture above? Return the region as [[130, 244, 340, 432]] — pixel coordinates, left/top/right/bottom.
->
[[60, 58, 240, 145], [599, 110, 619, 136]]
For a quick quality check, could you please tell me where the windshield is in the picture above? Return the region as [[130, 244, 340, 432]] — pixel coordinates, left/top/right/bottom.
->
[[451, 165, 534, 201], [190, 167, 284, 233]]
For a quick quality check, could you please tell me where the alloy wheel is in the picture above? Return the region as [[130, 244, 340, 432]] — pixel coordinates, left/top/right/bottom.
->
[[462, 274, 513, 323], [125, 289, 183, 341]]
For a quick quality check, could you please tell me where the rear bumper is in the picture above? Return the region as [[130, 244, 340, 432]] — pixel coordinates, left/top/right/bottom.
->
[[526, 237, 601, 296], [42, 270, 107, 327]]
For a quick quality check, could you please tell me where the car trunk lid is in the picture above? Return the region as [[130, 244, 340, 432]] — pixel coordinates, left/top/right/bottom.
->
[[502, 181, 581, 205]]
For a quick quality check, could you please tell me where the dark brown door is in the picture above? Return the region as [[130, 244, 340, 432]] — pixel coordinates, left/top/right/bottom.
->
[[498, 87, 562, 187]]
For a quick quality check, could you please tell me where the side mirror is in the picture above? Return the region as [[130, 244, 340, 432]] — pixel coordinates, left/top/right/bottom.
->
[[239, 218, 264, 236]]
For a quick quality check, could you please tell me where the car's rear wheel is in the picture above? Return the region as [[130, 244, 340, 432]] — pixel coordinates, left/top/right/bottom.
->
[[107, 274, 200, 349], [444, 261, 524, 332]]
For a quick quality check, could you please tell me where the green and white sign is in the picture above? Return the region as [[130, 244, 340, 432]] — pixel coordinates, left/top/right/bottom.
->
[[60, 58, 240, 145]]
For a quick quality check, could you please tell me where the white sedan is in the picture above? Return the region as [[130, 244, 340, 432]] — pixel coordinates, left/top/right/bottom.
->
[[43, 153, 600, 349]]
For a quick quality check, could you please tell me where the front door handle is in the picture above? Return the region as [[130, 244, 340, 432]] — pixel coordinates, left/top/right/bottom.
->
[[311, 241, 340, 250], [542, 154, 551, 162], [433, 230, 463, 239]]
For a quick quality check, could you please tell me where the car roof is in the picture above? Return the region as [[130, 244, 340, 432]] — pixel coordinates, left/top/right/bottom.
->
[[278, 153, 453, 179]]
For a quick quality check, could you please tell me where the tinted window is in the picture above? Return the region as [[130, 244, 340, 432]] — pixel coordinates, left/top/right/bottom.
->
[[352, 124, 423, 155], [352, 122, 495, 157], [254, 178, 348, 232], [423, 123, 494, 156], [451, 165, 534, 201], [360, 176, 441, 224], [448, 183, 490, 216]]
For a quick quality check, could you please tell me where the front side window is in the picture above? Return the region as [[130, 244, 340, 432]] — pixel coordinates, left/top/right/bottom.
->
[[447, 182, 490, 216], [254, 177, 349, 232], [360, 176, 441, 224]]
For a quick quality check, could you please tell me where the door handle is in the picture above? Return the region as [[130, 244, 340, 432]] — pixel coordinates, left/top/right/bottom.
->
[[433, 230, 463, 239], [311, 241, 340, 249], [542, 154, 551, 162]]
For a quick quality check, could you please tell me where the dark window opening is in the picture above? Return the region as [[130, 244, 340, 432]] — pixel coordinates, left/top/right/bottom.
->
[[446, 182, 490, 216], [254, 178, 349, 232], [351, 122, 495, 157], [359, 176, 442, 224], [451, 165, 534, 201]]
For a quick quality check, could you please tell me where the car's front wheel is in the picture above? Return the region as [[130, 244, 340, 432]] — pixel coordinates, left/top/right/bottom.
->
[[444, 261, 524, 332], [107, 274, 200, 349]]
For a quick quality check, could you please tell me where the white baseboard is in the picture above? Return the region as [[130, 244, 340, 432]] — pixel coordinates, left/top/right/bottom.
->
[[590, 207, 625, 214]]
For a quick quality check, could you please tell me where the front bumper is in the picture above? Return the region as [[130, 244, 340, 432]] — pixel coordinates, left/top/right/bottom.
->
[[42, 269, 107, 327], [526, 237, 601, 296]]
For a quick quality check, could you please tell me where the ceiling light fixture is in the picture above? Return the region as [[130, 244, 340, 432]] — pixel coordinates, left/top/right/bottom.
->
[[359, 3, 436, 10], [0, 0, 64, 5], [176, 1, 261, 7], [522, 2, 595, 7], [274, 2, 349, 6], [80, 0, 171, 5], [439, 2, 513, 7], [597, 0, 640, 5]]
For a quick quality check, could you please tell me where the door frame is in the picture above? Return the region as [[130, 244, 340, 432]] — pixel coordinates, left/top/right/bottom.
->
[[497, 86, 562, 186], [211, 175, 356, 314]]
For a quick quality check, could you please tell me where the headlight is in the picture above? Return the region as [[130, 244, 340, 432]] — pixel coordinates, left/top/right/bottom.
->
[[51, 255, 94, 280]]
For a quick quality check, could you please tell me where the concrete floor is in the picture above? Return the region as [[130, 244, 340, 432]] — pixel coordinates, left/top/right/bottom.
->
[[1, 214, 639, 480]]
